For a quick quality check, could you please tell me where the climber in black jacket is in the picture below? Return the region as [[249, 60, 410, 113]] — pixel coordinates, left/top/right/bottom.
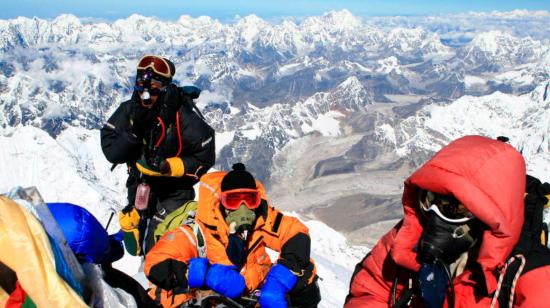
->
[[101, 55, 215, 255]]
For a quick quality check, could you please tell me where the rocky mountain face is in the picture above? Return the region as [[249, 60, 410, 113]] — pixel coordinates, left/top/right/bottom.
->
[[269, 82, 550, 244]]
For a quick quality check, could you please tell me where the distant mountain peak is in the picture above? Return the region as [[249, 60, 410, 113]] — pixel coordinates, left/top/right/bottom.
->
[[237, 14, 266, 25], [336, 76, 363, 91], [52, 14, 81, 25], [468, 30, 515, 54], [322, 9, 361, 28]]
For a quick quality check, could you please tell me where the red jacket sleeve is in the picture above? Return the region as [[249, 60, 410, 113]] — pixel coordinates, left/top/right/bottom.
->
[[514, 264, 550, 307], [346, 224, 405, 308]]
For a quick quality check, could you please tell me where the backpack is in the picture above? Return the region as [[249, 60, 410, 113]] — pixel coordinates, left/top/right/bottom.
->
[[153, 200, 198, 243], [496, 175, 550, 307]]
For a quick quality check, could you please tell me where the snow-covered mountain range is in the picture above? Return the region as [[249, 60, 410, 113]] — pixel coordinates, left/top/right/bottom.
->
[[1, 10, 549, 184], [1, 82, 547, 307]]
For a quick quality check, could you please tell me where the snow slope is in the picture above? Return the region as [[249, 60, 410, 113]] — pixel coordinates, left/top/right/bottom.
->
[[0, 126, 126, 226], [392, 83, 550, 182]]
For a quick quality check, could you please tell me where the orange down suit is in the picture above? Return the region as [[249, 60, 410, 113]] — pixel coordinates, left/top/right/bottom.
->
[[144, 171, 316, 307]]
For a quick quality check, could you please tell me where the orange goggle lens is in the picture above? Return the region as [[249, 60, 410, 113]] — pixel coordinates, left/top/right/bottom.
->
[[221, 189, 261, 210]]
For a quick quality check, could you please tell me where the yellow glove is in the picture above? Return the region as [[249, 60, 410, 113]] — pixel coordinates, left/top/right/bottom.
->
[[119, 207, 140, 231], [119, 208, 142, 256]]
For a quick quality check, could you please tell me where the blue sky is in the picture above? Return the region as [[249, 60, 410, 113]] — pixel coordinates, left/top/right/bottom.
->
[[2, 0, 549, 21]]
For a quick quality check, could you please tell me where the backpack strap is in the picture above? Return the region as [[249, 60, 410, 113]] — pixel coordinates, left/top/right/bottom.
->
[[179, 86, 206, 120], [496, 175, 550, 307], [190, 101, 206, 120], [513, 175, 546, 255]]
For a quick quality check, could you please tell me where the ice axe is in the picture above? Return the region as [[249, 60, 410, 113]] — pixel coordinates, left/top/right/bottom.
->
[[105, 207, 117, 231]]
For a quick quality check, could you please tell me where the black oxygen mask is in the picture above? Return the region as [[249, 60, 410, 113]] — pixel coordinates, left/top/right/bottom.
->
[[418, 212, 478, 264], [418, 191, 479, 264], [135, 69, 161, 107]]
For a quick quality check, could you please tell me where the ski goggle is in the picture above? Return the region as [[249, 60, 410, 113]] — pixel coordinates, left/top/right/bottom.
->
[[136, 55, 172, 78], [134, 84, 163, 96], [419, 191, 474, 223], [220, 189, 261, 210]]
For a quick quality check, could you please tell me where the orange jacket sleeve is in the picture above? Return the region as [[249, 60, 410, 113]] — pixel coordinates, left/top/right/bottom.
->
[[262, 209, 309, 252], [144, 226, 199, 276]]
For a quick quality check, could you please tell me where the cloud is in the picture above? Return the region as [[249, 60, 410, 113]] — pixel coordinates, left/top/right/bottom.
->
[[469, 10, 550, 19], [43, 99, 70, 119], [56, 59, 115, 84], [196, 88, 233, 107], [79, 16, 111, 24], [365, 10, 550, 43]]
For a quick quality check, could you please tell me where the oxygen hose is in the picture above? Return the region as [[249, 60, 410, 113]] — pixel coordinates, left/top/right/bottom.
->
[[391, 269, 414, 308], [438, 258, 455, 308], [391, 274, 398, 306]]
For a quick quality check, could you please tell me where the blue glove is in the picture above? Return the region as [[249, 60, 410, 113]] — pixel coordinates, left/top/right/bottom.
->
[[260, 264, 298, 308], [205, 264, 246, 298], [188, 258, 209, 288]]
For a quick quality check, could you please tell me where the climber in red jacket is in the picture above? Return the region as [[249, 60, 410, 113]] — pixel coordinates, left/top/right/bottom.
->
[[346, 135, 550, 308]]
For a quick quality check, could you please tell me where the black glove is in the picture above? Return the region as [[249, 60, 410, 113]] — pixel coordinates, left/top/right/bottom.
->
[[158, 84, 183, 125], [147, 259, 189, 291], [121, 203, 135, 215], [159, 160, 171, 175], [131, 90, 158, 137]]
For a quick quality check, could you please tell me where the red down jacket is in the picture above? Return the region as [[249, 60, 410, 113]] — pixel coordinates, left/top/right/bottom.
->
[[346, 135, 550, 307]]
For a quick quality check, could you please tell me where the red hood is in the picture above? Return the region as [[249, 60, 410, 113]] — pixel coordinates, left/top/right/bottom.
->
[[390, 135, 526, 294]]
